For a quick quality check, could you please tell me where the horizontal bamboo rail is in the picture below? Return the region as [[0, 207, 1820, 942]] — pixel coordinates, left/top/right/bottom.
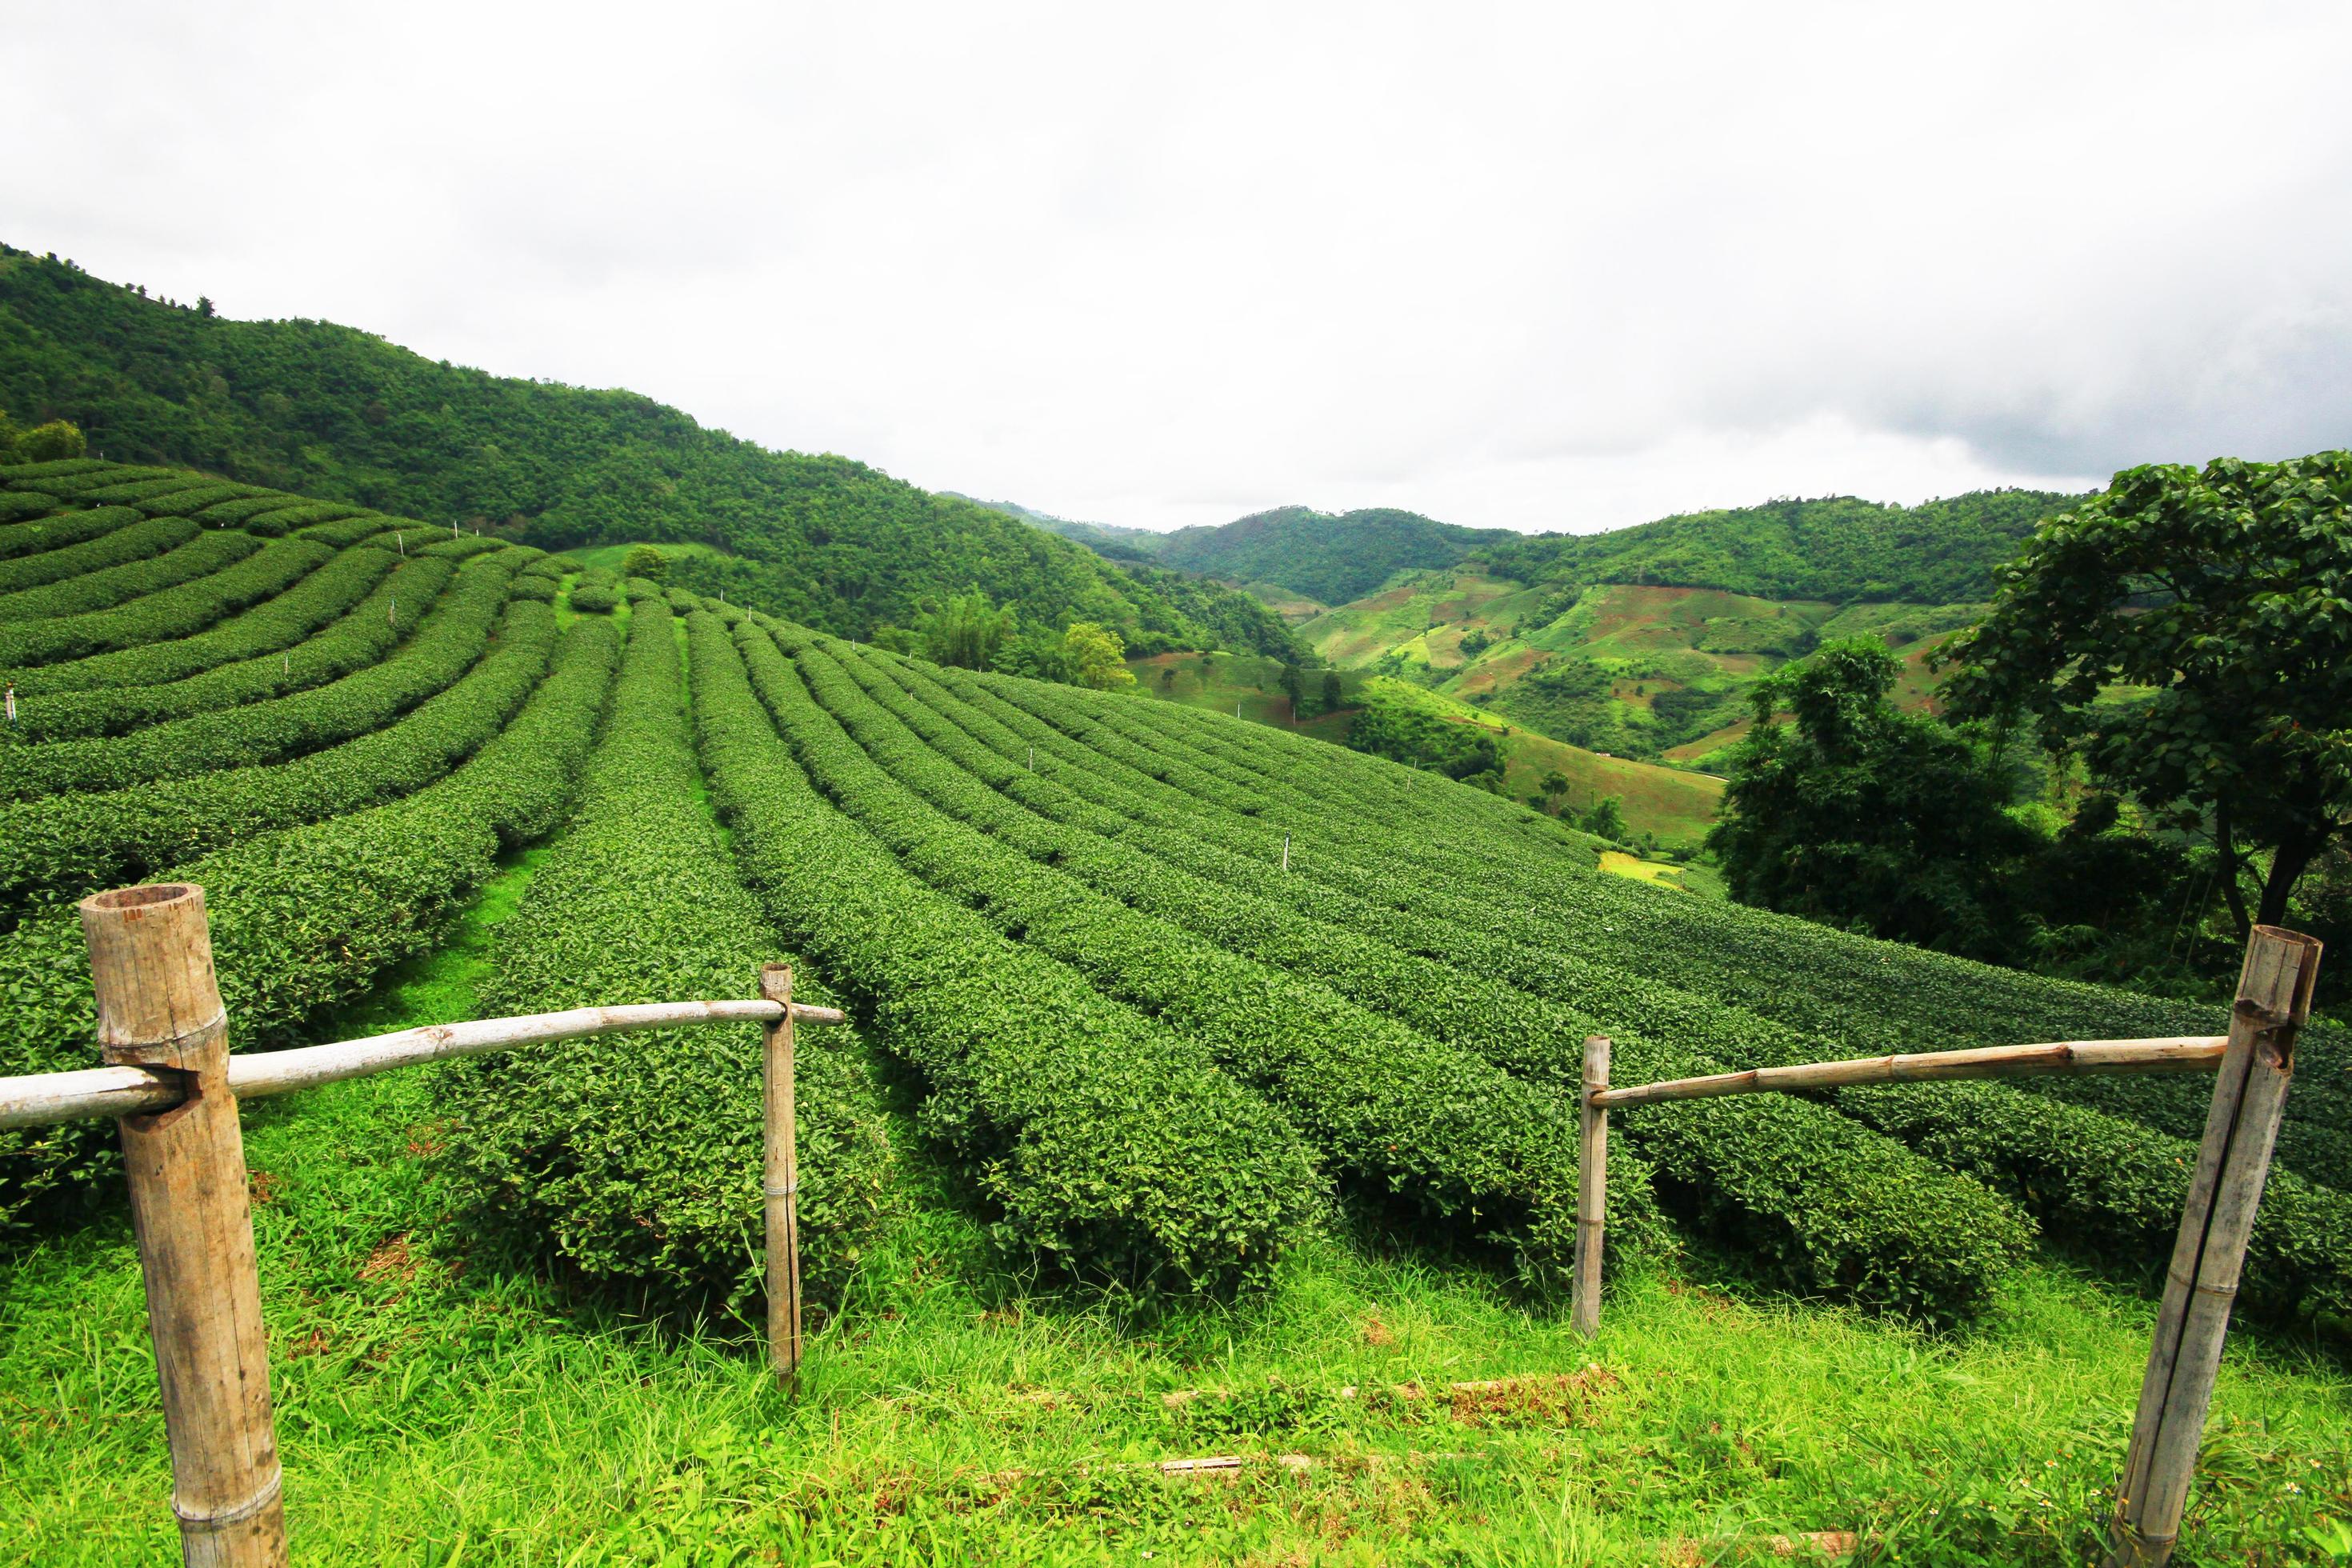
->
[[7, 881, 856, 1566], [1588, 1035, 2226, 1111], [0, 998, 847, 1131]]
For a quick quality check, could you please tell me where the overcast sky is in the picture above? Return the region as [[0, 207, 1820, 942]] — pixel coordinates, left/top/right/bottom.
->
[[10, 2, 2349, 534]]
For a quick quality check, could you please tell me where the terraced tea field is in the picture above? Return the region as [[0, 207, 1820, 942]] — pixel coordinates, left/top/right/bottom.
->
[[2, 462, 2346, 1562]]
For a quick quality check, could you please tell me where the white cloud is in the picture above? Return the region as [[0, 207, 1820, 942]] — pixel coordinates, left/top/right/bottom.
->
[[7, 0, 2347, 533]]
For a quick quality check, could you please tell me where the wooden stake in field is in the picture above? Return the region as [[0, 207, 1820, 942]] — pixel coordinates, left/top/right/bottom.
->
[[1572, 1034, 1609, 1338], [1282, 834, 1290, 872], [2105, 925, 2322, 1568], [760, 962, 804, 1391], [80, 884, 286, 1568]]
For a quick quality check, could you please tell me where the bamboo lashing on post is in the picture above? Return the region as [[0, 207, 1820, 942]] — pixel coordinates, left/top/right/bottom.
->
[[80, 883, 286, 1568], [0, 998, 849, 1131], [2105, 926, 2322, 1568], [1590, 1035, 2226, 1110]]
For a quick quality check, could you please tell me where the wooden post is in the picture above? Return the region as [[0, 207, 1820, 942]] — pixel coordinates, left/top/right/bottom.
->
[[2106, 926, 2322, 1568], [1573, 1035, 1610, 1338], [79, 884, 286, 1568], [760, 962, 803, 1390]]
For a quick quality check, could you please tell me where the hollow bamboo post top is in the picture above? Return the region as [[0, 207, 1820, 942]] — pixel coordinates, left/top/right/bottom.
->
[[79, 884, 226, 1070]]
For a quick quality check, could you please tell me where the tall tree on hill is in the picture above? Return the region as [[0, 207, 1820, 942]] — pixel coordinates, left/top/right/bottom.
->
[[1709, 638, 2029, 957], [1938, 453, 2352, 932], [1279, 662, 1306, 718], [917, 590, 1019, 670]]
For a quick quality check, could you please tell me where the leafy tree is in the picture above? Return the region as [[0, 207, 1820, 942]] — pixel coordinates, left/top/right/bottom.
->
[[1540, 770, 1570, 812], [195, 295, 214, 318], [1279, 662, 1306, 716], [1939, 453, 2352, 931], [917, 590, 1019, 670], [1346, 688, 1502, 781], [1458, 627, 1491, 659], [1062, 621, 1135, 690], [1160, 665, 1176, 690], [16, 419, 84, 462], [622, 544, 669, 581], [1320, 670, 1343, 713], [1582, 795, 1627, 842], [1709, 638, 2030, 957]]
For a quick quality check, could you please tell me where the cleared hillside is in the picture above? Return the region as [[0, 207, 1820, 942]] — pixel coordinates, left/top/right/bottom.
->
[[1304, 570, 1976, 768], [0, 247, 1295, 656]]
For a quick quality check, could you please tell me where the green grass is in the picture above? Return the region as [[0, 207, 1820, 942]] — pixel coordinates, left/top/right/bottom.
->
[[6, 938, 2347, 1563]]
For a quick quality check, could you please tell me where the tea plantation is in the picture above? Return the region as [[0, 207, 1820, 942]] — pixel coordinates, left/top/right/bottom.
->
[[2, 460, 2346, 1563]]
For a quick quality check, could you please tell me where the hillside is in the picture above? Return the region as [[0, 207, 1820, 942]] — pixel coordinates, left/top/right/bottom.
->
[[1476, 490, 2083, 604], [1304, 570, 1978, 770], [0, 246, 1295, 656], [2, 462, 2349, 1559], [1149, 504, 1521, 605]]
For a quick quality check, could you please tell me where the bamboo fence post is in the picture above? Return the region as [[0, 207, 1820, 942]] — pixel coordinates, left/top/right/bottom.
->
[[79, 884, 286, 1568], [1573, 1035, 1610, 1338], [760, 962, 803, 1391], [2105, 925, 2322, 1568]]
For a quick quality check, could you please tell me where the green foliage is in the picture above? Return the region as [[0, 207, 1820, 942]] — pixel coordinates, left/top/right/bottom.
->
[[0, 567, 551, 916], [1478, 490, 2080, 602], [694, 611, 1321, 1292], [769, 630, 1673, 1294], [0, 527, 327, 668], [1941, 451, 2352, 930], [1582, 795, 1626, 841], [620, 543, 668, 581], [438, 602, 891, 1314], [913, 588, 1017, 670], [13, 418, 86, 463], [0, 552, 513, 802], [0, 614, 616, 1235], [0, 254, 1289, 657], [1346, 684, 1502, 780], [1709, 638, 2030, 958], [1145, 506, 1520, 606], [1061, 620, 1134, 690]]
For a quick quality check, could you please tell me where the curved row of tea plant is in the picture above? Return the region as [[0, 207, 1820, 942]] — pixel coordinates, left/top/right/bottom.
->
[[0, 614, 618, 1238], [755, 619, 1677, 1297], [437, 599, 893, 1316], [0, 531, 334, 668], [0, 499, 126, 554], [0, 513, 194, 594], [5, 550, 426, 740], [0, 591, 559, 920], [870, 642, 2352, 1322], [986, 667, 2352, 1194], [0, 524, 258, 625], [0, 550, 518, 801], [687, 606, 1322, 1293], [10, 540, 396, 696], [797, 633, 2035, 1318]]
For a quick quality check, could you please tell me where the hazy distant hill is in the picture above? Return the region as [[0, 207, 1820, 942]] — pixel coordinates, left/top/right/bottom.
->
[[0, 244, 1295, 654]]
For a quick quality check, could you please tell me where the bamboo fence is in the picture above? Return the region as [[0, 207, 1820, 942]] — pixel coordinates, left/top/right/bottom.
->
[[0, 882, 845, 1567], [1568, 924, 2321, 1568], [0, 885, 2323, 1568]]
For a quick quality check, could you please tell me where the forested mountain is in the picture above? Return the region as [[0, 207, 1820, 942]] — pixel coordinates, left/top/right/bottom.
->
[[1150, 506, 1520, 604], [0, 246, 1294, 654], [1474, 491, 2085, 604]]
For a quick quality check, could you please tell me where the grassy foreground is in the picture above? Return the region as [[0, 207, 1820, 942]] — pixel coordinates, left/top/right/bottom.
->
[[4, 909, 2346, 1566]]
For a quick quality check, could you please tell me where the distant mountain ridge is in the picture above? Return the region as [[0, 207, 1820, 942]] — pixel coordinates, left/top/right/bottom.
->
[[0, 245, 1296, 656], [1472, 490, 2087, 605], [1002, 489, 2090, 614]]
